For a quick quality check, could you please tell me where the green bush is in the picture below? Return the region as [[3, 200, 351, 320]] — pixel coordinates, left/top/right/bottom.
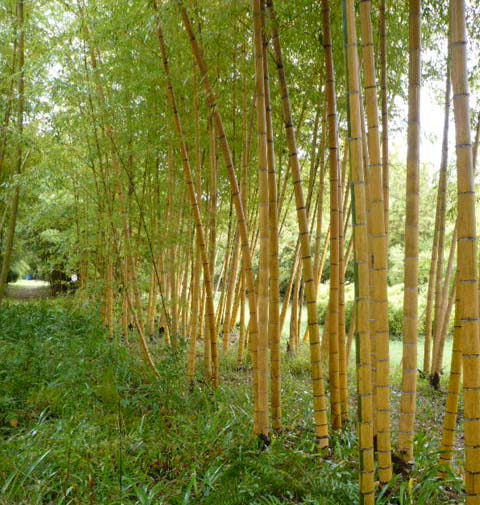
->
[[317, 300, 328, 325], [318, 299, 354, 330], [388, 305, 404, 340], [318, 296, 404, 340], [7, 270, 19, 283]]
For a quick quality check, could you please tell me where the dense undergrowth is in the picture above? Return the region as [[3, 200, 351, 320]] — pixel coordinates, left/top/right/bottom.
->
[[0, 299, 464, 504]]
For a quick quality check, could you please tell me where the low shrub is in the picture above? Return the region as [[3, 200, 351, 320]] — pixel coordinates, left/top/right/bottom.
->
[[318, 295, 407, 340]]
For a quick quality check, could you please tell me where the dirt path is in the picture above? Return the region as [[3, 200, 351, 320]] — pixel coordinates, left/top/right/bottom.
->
[[6, 280, 51, 301]]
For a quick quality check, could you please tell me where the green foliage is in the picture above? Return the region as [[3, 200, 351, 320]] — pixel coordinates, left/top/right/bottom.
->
[[0, 300, 464, 504], [388, 305, 405, 341], [317, 283, 428, 341]]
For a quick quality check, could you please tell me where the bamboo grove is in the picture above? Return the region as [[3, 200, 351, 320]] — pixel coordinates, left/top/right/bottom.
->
[[1, 0, 480, 503]]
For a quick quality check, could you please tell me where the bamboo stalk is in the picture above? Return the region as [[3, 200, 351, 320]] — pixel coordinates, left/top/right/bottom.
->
[[321, 0, 341, 430], [156, 20, 219, 386], [177, 1, 265, 440], [344, 0, 375, 499], [267, 0, 329, 448], [398, 0, 421, 464], [449, 3, 480, 500], [359, 0, 391, 482]]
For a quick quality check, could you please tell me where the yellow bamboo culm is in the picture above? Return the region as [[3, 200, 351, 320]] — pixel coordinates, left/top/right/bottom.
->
[[176, 0, 264, 439], [267, 0, 329, 447], [344, 0, 375, 501], [358, 0, 392, 483], [398, 0, 421, 465], [156, 20, 219, 386], [252, 0, 271, 439], [379, 0, 389, 237], [438, 274, 461, 471], [449, 1, 480, 503], [430, 66, 451, 383], [263, 29, 282, 432], [321, 0, 341, 431]]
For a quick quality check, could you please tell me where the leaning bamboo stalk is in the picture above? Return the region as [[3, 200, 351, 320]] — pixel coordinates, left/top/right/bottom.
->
[[267, 0, 329, 447], [156, 20, 219, 386], [346, 301, 357, 364], [423, 228, 439, 373], [343, 233, 354, 276], [167, 149, 179, 342], [216, 200, 234, 327], [431, 224, 457, 384], [179, 239, 192, 337], [146, 262, 158, 337], [223, 245, 242, 333], [122, 265, 160, 379], [187, 71, 204, 382], [208, 113, 217, 310], [279, 243, 301, 336], [435, 280, 456, 382], [188, 245, 201, 383], [237, 276, 247, 366], [289, 274, 300, 353], [232, 62, 252, 352], [379, 0, 389, 237], [299, 134, 328, 345], [177, 1, 265, 440], [227, 253, 244, 337], [338, 146, 348, 423], [316, 228, 331, 289], [312, 121, 328, 287], [430, 66, 451, 380], [439, 273, 461, 470], [223, 232, 241, 351]]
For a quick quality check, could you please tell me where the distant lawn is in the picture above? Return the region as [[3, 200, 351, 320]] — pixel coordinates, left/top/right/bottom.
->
[[281, 281, 453, 376], [6, 279, 51, 300], [9, 279, 49, 288], [389, 337, 453, 373]]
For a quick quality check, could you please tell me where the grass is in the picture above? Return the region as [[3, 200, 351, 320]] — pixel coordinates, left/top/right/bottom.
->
[[9, 279, 50, 288], [389, 338, 453, 372], [6, 280, 51, 300], [0, 298, 464, 504]]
